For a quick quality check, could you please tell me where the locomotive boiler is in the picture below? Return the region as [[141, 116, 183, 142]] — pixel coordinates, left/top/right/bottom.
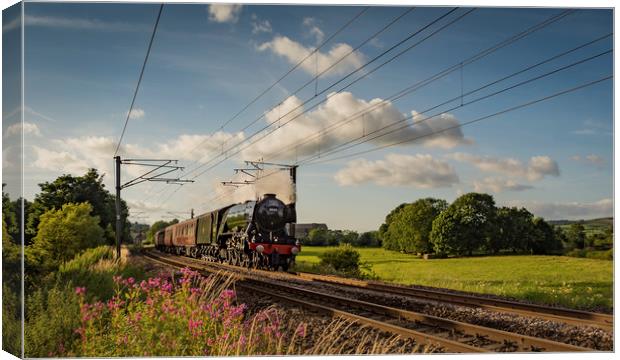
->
[[155, 193, 301, 271]]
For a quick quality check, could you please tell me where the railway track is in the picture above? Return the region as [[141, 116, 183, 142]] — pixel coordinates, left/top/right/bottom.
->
[[142, 250, 599, 353], [295, 272, 614, 331]]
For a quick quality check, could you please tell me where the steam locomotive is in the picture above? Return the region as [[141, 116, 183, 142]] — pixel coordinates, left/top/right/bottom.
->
[[155, 193, 301, 271]]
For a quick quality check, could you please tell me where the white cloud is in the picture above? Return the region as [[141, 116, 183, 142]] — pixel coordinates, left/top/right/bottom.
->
[[257, 36, 365, 77], [448, 153, 559, 181], [302, 17, 324, 44], [571, 154, 604, 166], [32, 146, 89, 174], [208, 4, 243, 23], [473, 177, 533, 193], [334, 153, 459, 188], [128, 108, 145, 120], [5, 122, 42, 138], [240, 92, 470, 161], [504, 198, 612, 220], [251, 14, 272, 34], [31, 131, 245, 178], [572, 119, 612, 136]]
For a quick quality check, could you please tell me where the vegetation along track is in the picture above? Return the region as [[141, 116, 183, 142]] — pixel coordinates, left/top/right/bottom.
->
[[143, 250, 596, 353]]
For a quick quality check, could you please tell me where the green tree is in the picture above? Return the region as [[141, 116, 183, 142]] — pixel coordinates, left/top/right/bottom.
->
[[566, 223, 586, 249], [26, 169, 129, 245], [378, 203, 407, 250], [306, 228, 328, 246], [27, 202, 104, 273], [531, 217, 563, 254], [383, 198, 448, 254], [493, 207, 536, 253], [356, 231, 381, 247], [430, 193, 497, 256]]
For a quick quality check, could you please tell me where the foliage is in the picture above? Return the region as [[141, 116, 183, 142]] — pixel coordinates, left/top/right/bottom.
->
[[296, 246, 613, 311], [531, 217, 563, 254], [26, 169, 129, 245], [378, 203, 407, 243], [305, 228, 358, 246], [3, 218, 22, 356], [25, 282, 82, 357], [23, 245, 144, 357], [565, 223, 586, 250], [73, 270, 303, 356], [318, 244, 362, 276], [27, 202, 104, 273], [146, 219, 178, 242], [382, 198, 447, 254], [430, 193, 497, 256], [3, 183, 32, 244], [356, 231, 381, 247]]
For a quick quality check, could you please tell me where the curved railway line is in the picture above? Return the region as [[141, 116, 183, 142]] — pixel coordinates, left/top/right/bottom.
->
[[142, 249, 610, 353]]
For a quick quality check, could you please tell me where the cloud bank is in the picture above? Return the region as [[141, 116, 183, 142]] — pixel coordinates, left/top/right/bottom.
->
[[449, 152, 559, 181], [241, 92, 469, 161], [334, 153, 459, 188]]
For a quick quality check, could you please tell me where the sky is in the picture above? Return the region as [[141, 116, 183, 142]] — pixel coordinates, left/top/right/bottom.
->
[[2, 3, 614, 231]]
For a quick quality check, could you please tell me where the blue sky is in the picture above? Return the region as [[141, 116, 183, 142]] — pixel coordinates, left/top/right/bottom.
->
[[2, 3, 613, 231]]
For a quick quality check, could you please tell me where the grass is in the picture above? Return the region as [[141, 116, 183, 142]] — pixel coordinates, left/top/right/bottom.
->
[[295, 246, 613, 311]]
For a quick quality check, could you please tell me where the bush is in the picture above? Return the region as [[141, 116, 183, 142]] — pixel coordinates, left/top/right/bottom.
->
[[318, 245, 361, 276], [27, 202, 104, 273], [25, 281, 82, 357]]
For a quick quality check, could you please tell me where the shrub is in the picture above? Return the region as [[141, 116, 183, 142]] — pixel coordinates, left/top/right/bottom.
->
[[318, 244, 361, 276], [27, 202, 104, 273], [25, 282, 81, 357]]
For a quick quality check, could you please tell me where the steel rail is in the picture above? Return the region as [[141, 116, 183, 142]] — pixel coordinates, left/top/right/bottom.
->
[[296, 272, 613, 331], [142, 250, 596, 353]]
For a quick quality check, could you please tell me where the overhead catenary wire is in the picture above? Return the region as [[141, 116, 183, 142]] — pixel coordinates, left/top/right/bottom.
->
[[182, 6, 372, 168], [113, 4, 164, 157], [270, 27, 610, 165], [303, 75, 613, 166], [295, 48, 613, 165], [187, 8, 576, 180], [186, 7, 473, 180], [182, 6, 417, 175]]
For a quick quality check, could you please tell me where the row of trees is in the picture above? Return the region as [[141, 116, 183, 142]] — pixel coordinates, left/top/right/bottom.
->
[[379, 193, 566, 256], [304, 228, 381, 247]]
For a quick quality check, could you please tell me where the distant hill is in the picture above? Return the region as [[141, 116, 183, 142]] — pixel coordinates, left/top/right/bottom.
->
[[548, 217, 613, 226]]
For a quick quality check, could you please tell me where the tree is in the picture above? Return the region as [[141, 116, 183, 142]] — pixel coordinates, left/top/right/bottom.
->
[[26, 169, 129, 245], [430, 193, 497, 256], [306, 228, 328, 246], [356, 231, 381, 247], [493, 207, 536, 253], [531, 217, 563, 254], [566, 223, 586, 249], [26, 202, 104, 273], [378, 203, 407, 250], [383, 198, 447, 254]]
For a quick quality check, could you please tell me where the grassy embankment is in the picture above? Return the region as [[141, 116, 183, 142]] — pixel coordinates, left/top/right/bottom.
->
[[295, 246, 613, 311]]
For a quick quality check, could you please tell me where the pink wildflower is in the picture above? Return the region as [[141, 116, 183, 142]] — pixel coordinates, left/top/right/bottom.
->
[[75, 287, 86, 296]]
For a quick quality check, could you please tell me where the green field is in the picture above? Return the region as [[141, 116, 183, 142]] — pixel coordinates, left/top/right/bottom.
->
[[295, 247, 613, 311]]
